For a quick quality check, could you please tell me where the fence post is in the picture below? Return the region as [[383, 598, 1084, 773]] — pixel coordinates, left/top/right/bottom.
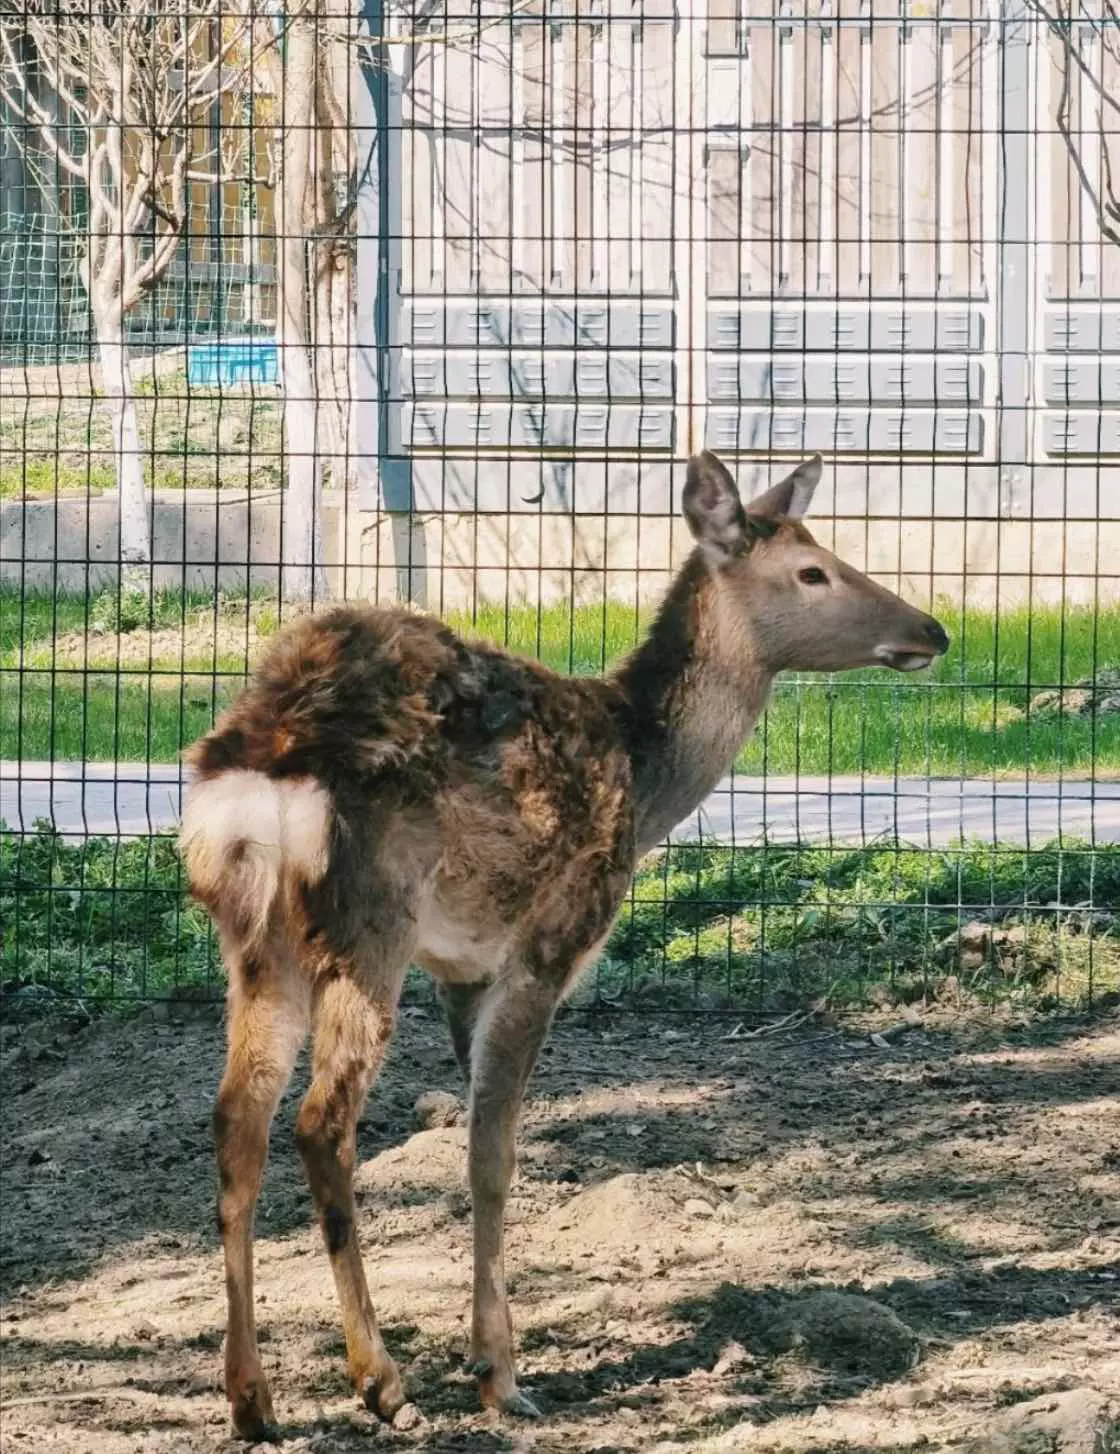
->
[[355, 0, 422, 604], [673, 0, 709, 459], [996, 0, 1033, 515]]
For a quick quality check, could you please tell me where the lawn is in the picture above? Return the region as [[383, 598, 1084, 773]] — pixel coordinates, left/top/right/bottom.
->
[[3, 824, 1117, 1012], [0, 368, 283, 499], [2, 587, 1118, 776]]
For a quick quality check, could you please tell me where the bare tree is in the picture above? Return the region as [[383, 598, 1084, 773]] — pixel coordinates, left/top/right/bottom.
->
[[0, 1, 266, 589], [310, 0, 362, 497], [252, 1, 348, 603], [1028, 0, 1120, 246], [261, 0, 433, 601], [266, 0, 541, 602]]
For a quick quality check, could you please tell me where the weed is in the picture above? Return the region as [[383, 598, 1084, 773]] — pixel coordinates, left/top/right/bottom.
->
[[88, 589, 154, 637], [3, 824, 1116, 1013]]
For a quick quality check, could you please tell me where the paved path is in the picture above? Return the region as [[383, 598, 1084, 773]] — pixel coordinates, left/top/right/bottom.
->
[[4, 761, 1119, 847]]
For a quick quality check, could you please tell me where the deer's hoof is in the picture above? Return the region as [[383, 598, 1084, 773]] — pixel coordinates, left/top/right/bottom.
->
[[358, 1365, 406, 1423], [230, 1380, 278, 1443], [497, 1389, 542, 1419], [472, 1362, 542, 1419]]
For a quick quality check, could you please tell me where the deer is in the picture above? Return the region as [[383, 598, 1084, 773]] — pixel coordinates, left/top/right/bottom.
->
[[180, 450, 949, 1438]]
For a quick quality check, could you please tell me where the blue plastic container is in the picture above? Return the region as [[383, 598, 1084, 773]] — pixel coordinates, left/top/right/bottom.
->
[[187, 339, 279, 387]]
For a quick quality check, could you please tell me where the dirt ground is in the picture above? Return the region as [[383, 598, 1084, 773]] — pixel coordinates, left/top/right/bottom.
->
[[1, 1005, 1118, 1453]]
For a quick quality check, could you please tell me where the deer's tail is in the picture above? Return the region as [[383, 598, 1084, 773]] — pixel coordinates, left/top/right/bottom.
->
[[180, 769, 331, 952]]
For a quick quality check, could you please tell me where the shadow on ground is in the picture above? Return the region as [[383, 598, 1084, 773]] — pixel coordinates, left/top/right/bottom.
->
[[1, 1006, 1117, 1451]]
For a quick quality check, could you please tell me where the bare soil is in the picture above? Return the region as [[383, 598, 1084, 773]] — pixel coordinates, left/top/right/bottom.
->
[[1, 1007, 1118, 1452], [46, 613, 279, 672]]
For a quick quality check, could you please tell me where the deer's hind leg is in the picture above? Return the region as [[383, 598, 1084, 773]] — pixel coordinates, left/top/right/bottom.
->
[[295, 958, 409, 1421], [213, 939, 310, 1440], [438, 982, 487, 1087]]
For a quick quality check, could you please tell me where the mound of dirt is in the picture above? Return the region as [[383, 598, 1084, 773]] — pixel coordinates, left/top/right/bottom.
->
[[354, 1126, 467, 1198], [533, 1172, 686, 1251], [49, 617, 272, 670], [964, 1387, 1115, 1454], [760, 1290, 921, 1378]]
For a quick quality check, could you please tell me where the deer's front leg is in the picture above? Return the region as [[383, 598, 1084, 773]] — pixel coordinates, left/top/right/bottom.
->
[[466, 973, 557, 1418]]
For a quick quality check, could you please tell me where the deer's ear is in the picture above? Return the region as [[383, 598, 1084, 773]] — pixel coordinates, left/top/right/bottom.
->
[[682, 452, 749, 563], [746, 454, 822, 523]]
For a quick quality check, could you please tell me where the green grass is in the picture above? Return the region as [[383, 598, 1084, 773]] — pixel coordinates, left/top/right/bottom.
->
[[3, 824, 1117, 1012], [1, 828, 212, 1005], [2, 587, 1119, 775], [601, 836, 1120, 1012]]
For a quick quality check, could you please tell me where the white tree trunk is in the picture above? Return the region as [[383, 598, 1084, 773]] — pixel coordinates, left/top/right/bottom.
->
[[94, 302, 151, 590], [312, 234, 358, 491], [276, 17, 327, 603], [277, 321, 325, 603], [311, 31, 359, 496]]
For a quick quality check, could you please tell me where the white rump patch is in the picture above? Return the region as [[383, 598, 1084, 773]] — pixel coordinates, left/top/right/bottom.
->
[[180, 770, 330, 943]]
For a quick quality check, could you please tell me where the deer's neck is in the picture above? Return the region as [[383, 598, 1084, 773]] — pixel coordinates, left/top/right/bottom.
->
[[613, 550, 774, 857]]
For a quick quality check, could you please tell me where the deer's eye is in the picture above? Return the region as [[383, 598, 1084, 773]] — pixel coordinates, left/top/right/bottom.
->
[[798, 567, 829, 586]]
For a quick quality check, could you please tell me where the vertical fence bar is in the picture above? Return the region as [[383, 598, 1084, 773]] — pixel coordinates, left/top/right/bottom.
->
[[672, 0, 706, 455], [997, 0, 1033, 508]]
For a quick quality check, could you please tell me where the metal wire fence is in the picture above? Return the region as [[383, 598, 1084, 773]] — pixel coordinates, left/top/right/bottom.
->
[[0, 0, 1118, 1017]]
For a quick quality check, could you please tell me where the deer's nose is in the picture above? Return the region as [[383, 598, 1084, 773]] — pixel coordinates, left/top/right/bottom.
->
[[923, 618, 950, 654]]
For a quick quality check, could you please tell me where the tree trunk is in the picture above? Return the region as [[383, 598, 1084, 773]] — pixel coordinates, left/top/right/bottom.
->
[[275, 14, 327, 604], [311, 33, 358, 494], [312, 234, 357, 492], [93, 297, 151, 593]]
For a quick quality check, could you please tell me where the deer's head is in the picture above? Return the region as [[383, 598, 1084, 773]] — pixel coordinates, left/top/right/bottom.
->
[[682, 450, 950, 674]]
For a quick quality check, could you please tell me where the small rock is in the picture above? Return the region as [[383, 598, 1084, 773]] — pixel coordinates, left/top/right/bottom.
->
[[412, 1090, 463, 1131], [762, 1291, 920, 1378], [26, 1148, 49, 1167], [132, 1321, 158, 1341], [684, 1197, 715, 1218], [391, 1402, 426, 1432], [884, 1383, 931, 1409], [949, 921, 991, 953], [712, 1340, 750, 1376], [555, 1168, 581, 1185], [731, 1189, 761, 1211], [435, 1189, 470, 1221], [586, 1284, 615, 1314], [1031, 668, 1120, 720]]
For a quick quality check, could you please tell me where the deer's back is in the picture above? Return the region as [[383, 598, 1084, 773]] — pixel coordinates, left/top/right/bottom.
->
[[185, 606, 636, 981]]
